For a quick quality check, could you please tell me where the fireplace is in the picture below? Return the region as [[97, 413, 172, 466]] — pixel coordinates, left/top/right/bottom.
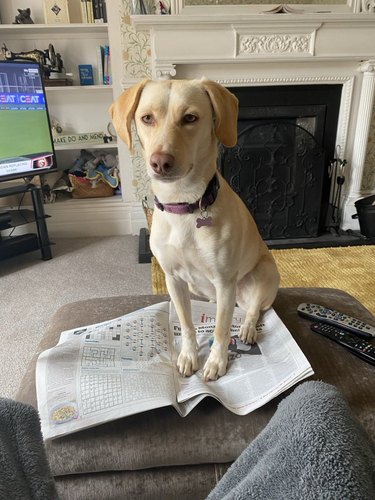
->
[[132, 12, 375, 242], [218, 85, 342, 239]]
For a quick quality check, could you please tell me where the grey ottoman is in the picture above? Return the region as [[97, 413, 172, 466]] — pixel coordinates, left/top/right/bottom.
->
[[16, 288, 375, 499]]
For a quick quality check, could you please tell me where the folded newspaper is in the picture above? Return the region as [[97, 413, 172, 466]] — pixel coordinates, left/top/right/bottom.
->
[[36, 300, 314, 440]]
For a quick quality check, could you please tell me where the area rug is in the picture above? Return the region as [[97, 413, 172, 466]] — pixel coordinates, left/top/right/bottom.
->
[[151, 246, 375, 314]]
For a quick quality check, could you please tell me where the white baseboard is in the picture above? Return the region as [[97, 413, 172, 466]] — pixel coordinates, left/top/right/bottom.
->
[[4, 198, 149, 238]]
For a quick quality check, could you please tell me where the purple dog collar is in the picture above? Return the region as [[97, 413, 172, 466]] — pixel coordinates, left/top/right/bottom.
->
[[154, 175, 220, 215]]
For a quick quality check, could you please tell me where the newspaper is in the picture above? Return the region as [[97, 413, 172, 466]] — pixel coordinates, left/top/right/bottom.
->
[[36, 300, 314, 440]]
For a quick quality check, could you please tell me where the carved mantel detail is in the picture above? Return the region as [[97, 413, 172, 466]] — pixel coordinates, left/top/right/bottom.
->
[[239, 34, 312, 56], [359, 60, 375, 74], [154, 64, 177, 80], [234, 24, 319, 58]]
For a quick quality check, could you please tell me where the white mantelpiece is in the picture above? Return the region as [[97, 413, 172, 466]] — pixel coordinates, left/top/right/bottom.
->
[[132, 12, 375, 231]]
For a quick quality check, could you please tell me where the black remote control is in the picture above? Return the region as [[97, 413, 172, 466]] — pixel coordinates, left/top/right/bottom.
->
[[310, 322, 375, 366], [297, 303, 375, 339]]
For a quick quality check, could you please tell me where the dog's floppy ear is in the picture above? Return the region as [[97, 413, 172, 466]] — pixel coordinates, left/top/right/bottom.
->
[[109, 79, 149, 152], [200, 80, 239, 148]]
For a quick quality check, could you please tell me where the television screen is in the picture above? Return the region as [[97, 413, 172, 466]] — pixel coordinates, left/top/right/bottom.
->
[[0, 60, 57, 182]]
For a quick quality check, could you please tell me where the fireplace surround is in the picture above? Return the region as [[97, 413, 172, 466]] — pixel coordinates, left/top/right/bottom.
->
[[132, 8, 375, 236]]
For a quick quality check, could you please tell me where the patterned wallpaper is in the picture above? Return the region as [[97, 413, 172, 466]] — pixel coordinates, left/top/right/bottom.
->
[[119, 0, 152, 200], [118, 1, 375, 199], [119, 4, 152, 79]]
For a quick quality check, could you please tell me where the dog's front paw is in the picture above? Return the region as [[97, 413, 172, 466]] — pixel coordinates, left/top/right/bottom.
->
[[203, 349, 228, 381], [239, 321, 258, 344], [177, 349, 198, 377]]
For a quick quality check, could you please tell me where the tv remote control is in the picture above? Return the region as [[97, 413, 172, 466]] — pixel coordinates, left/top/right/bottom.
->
[[310, 322, 375, 366], [297, 303, 375, 339]]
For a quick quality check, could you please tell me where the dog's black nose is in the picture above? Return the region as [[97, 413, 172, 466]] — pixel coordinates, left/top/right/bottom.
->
[[150, 153, 175, 175]]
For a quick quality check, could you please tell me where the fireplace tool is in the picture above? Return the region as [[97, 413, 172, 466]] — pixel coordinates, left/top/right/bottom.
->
[[327, 146, 346, 233]]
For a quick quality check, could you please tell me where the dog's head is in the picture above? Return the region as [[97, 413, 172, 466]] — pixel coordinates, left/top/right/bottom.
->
[[109, 79, 238, 182]]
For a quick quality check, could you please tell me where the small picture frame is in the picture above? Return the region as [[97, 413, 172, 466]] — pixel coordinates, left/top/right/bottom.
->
[[43, 0, 70, 24]]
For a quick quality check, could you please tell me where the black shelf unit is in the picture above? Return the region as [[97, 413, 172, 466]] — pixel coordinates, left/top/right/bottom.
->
[[0, 184, 53, 261]]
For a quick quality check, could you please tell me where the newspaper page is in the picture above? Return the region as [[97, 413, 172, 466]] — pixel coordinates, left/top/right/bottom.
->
[[37, 300, 313, 440], [171, 301, 314, 416], [37, 302, 177, 440]]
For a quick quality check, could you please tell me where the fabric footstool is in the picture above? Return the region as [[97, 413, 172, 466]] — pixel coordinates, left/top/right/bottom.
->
[[16, 288, 375, 500]]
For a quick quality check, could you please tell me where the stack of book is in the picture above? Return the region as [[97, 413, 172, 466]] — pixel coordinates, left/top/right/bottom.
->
[[80, 0, 107, 23]]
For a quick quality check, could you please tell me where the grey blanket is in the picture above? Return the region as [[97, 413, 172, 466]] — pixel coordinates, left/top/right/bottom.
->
[[0, 398, 58, 500], [208, 381, 375, 500]]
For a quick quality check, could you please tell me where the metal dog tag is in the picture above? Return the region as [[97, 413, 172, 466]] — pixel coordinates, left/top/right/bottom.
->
[[196, 216, 213, 228], [197, 199, 213, 228]]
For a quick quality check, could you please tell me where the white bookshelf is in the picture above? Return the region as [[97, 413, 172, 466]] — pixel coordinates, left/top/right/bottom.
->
[[0, 1, 132, 237]]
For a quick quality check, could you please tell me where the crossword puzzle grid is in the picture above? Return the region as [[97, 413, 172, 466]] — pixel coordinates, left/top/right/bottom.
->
[[81, 346, 116, 368], [85, 323, 121, 342], [80, 373, 123, 414]]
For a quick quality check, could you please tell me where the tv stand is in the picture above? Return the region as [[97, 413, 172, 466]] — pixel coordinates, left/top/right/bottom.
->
[[0, 184, 52, 261]]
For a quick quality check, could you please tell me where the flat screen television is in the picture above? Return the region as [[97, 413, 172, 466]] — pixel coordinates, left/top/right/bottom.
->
[[0, 60, 57, 183]]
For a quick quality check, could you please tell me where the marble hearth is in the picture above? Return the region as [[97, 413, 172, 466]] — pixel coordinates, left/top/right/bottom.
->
[[132, 9, 375, 232]]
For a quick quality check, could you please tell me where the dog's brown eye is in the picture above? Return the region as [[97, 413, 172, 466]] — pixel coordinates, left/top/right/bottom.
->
[[183, 114, 198, 124], [142, 114, 155, 125]]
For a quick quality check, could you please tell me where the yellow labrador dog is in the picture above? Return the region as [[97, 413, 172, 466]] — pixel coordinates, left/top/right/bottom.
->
[[110, 79, 280, 381]]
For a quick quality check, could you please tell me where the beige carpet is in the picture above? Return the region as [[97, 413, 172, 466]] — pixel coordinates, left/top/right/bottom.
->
[[1, 236, 152, 399], [152, 246, 375, 314]]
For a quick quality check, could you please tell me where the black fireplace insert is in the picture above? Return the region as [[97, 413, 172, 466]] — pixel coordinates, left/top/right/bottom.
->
[[218, 85, 342, 240]]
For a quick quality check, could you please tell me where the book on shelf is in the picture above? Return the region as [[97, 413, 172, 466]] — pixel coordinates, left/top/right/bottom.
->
[[80, 0, 107, 23], [96, 44, 111, 85], [79, 64, 94, 85], [96, 45, 104, 85], [94, 0, 107, 23], [36, 299, 314, 440], [104, 45, 111, 85]]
